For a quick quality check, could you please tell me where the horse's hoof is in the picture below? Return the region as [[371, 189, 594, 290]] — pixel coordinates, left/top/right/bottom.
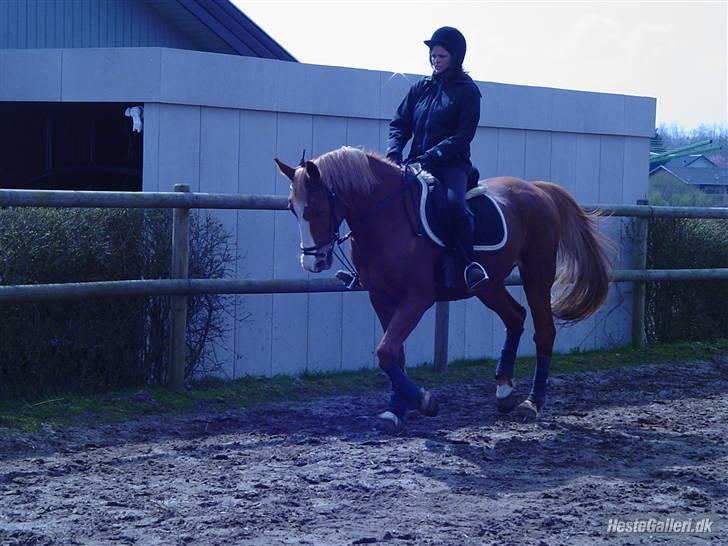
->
[[497, 392, 519, 414], [496, 381, 518, 414], [418, 388, 439, 417], [516, 399, 541, 422], [375, 411, 405, 433]]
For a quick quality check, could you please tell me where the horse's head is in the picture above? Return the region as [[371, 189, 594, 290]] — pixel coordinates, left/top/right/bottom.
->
[[275, 157, 342, 273]]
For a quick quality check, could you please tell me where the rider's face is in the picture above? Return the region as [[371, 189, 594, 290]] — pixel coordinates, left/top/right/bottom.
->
[[430, 46, 452, 74]]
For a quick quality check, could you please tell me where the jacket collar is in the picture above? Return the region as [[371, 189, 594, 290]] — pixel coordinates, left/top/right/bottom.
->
[[426, 69, 471, 85]]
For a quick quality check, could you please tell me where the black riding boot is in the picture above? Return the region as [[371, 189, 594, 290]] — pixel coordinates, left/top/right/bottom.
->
[[454, 211, 488, 291]]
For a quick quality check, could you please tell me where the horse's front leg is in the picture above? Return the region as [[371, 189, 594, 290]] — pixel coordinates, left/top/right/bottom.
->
[[369, 293, 405, 370], [373, 295, 439, 432]]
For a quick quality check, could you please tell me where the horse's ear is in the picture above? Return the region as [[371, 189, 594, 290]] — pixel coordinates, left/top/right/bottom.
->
[[274, 158, 296, 181], [304, 160, 321, 187]]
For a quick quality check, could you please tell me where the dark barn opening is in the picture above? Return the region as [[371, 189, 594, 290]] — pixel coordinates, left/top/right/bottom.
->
[[0, 102, 143, 191]]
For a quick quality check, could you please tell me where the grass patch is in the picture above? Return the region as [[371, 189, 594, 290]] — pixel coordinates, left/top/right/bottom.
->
[[1, 339, 726, 433]]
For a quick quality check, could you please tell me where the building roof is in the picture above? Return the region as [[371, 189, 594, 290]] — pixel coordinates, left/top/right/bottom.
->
[[654, 165, 728, 187], [0, 0, 297, 60], [706, 153, 728, 168], [663, 154, 719, 169], [160, 0, 296, 60], [174, 0, 296, 60]]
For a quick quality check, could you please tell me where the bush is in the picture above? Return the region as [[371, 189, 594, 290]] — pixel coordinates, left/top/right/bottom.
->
[[0, 208, 236, 400], [646, 217, 728, 342]]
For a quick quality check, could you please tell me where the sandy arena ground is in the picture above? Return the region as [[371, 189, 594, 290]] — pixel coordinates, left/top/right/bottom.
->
[[1, 357, 726, 545]]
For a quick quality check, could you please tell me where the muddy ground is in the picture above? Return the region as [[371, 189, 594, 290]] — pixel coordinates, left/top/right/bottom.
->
[[1, 358, 727, 545]]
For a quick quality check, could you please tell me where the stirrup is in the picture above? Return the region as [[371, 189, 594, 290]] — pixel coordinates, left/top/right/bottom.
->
[[464, 262, 488, 291], [335, 270, 361, 290]]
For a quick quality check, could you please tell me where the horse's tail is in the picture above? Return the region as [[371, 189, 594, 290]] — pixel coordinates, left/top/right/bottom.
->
[[534, 182, 613, 322]]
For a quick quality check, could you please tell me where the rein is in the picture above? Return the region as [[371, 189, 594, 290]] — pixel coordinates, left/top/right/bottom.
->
[[296, 181, 361, 286], [347, 167, 419, 235], [321, 164, 422, 288]]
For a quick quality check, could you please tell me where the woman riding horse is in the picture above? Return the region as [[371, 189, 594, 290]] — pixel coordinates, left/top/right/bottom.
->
[[275, 146, 611, 431], [387, 26, 488, 292]]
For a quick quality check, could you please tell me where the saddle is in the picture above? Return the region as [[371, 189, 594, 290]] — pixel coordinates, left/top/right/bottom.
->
[[335, 165, 508, 292], [406, 165, 508, 253]]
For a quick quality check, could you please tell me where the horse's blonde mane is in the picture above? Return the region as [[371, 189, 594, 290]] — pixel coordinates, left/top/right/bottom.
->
[[314, 146, 381, 195]]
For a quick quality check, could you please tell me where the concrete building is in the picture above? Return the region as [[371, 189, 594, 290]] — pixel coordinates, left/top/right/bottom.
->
[[0, 0, 655, 377]]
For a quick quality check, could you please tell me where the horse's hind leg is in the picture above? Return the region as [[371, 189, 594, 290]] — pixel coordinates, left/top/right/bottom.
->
[[477, 285, 526, 413], [517, 253, 557, 420]]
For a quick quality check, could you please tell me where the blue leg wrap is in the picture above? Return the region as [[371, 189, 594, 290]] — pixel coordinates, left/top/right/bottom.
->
[[389, 390, 409, 420], [528, 355, 552, 407], [495, 330, 521, 380], [384, 366, 422, 418]]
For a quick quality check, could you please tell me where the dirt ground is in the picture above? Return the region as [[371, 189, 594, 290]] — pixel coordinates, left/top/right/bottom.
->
[[1, 357, 727, 546]]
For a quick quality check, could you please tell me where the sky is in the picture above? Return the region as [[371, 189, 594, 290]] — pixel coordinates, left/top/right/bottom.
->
[[234, 0, 727, 130]]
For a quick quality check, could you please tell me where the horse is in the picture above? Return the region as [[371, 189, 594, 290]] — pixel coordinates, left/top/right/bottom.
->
[[274, 146, 612, 431]]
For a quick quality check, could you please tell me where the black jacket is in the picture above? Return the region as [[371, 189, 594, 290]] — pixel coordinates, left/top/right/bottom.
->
[[387, 70, 481, 169]]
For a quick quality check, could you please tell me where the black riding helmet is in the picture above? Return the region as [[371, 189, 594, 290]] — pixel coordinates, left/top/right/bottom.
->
[[424, 26, 467, 68]]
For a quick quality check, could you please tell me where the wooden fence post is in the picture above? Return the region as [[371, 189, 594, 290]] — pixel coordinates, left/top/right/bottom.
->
[[632, 198, 649, 348], [169, 184, 191, 389], [433, 301, 449, 373]]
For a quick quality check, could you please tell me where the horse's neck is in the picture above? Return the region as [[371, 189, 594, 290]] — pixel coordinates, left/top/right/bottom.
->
[[345, 160, 413, 246]]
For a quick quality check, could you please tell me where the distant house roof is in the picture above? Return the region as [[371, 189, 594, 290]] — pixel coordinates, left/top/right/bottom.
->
[[174, 0, 296, 60], [653, 165, 728, 187], [706, 153, 728, 168], [663, 154, 719, 169]]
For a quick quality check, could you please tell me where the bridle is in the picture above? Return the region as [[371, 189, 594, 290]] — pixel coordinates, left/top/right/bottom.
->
[[291, 150, 350, 268], [297, 182, 344, 261], [291, 151, 421, 286]]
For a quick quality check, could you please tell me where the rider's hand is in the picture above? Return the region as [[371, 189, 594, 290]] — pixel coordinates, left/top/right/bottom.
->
[[386, 152, 402, 166], [414, 154, 433, 171]]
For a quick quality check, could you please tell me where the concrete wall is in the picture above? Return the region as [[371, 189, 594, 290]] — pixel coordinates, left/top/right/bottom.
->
[[0, 48, 655, 377]]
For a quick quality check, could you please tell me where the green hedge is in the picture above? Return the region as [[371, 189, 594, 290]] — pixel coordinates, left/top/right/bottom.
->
[[646, 217, 728, 342], [0, 208, 235, 400]]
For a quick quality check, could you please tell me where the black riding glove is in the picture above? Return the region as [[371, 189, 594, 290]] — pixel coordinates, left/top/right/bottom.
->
[[386, 152, 403, 166], [414, 154, 434, 171]]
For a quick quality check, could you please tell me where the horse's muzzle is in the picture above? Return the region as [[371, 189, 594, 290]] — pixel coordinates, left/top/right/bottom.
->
[[302, 246, 333, 273]]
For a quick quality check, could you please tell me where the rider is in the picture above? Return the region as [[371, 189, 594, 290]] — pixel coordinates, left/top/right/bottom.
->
[[386, 26, 488, 291]]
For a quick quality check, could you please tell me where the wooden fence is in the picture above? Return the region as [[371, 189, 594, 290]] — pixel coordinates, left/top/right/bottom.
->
[[1, 187, 727, 387]]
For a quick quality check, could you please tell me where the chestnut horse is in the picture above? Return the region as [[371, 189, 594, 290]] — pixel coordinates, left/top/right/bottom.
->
[[275, 146, 611, 430]]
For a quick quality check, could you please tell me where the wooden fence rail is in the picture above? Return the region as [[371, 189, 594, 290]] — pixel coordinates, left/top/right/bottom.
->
[[0, 188, 287, 210], [2, 188, 728, 218], [1, 188, 726, 385], [1, 269, 726, 304]]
